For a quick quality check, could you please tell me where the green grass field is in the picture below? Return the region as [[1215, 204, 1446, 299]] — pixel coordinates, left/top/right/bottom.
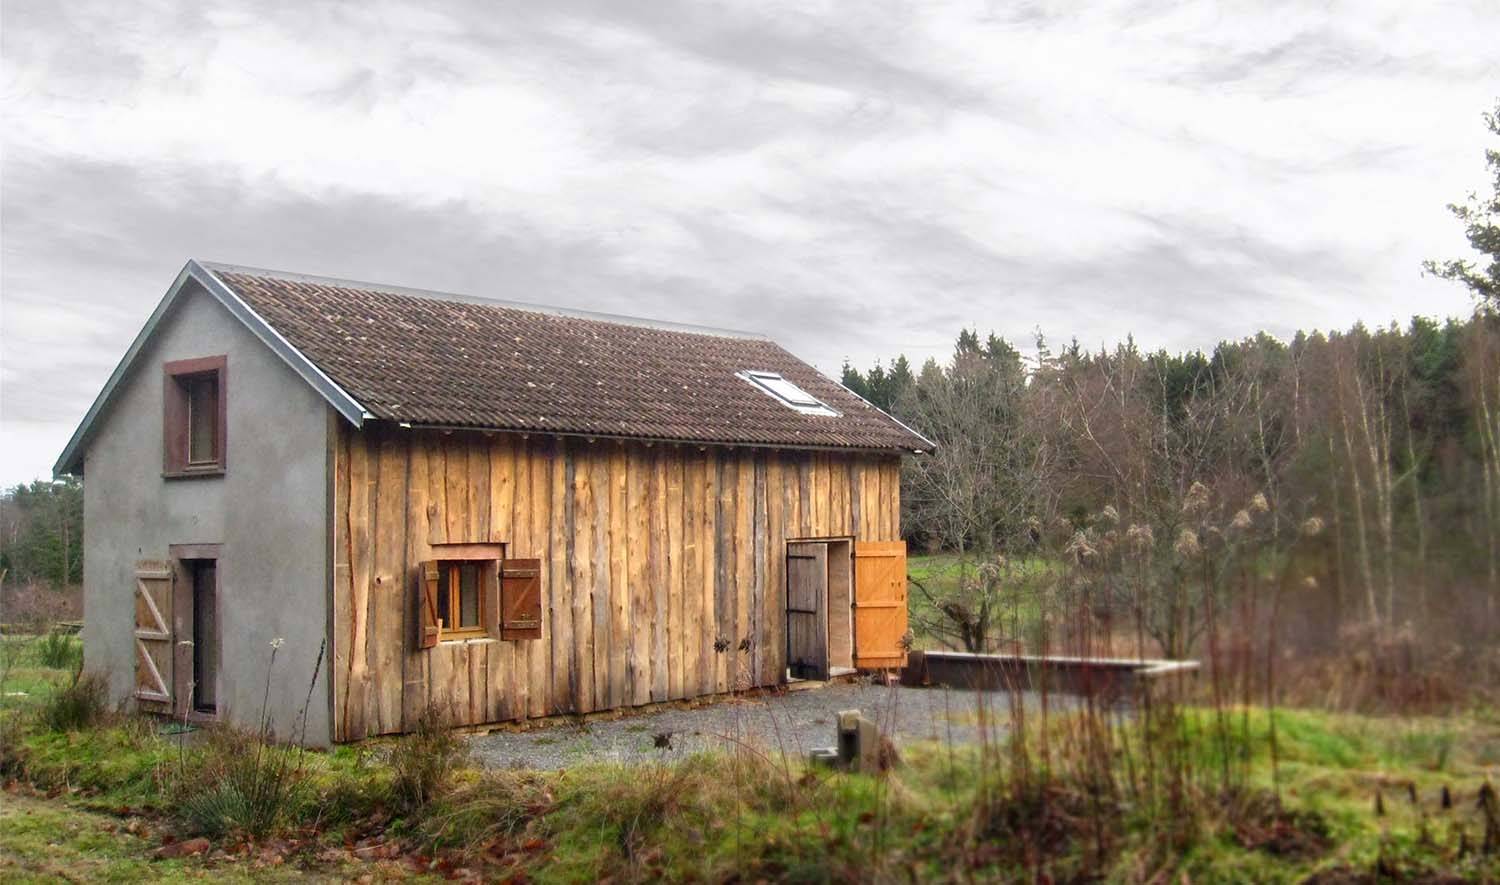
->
[[2, 634, 79, 713], [907, 553, 1055, 650], [3, 628, 1498, 882]]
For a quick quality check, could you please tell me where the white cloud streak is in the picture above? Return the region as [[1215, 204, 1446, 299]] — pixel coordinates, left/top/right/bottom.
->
[[2, 0, 1497, 485]]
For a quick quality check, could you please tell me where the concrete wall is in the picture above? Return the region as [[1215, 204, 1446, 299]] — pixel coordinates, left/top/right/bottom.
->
[[80, 281, 333, 744], [900, 650, 1200, 704]]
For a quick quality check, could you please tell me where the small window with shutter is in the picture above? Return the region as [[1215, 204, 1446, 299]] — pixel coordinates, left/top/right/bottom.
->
[[417, 544, 541, 647]]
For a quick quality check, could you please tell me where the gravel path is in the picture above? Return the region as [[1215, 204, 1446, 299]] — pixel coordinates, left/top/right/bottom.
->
[[468, 683, 1070, 770]]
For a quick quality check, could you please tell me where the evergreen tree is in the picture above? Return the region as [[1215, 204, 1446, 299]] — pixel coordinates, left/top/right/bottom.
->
[[1425, 100, 1500, 310]]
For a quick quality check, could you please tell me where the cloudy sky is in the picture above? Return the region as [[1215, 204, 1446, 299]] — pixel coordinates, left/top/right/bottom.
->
[[2, 1, 1497, 487]]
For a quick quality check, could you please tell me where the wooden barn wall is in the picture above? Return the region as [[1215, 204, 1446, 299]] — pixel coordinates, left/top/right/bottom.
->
[[330, 424, 902, 741]]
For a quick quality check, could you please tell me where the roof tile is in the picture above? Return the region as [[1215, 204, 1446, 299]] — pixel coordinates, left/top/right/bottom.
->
[[210, 267, 929, 453]]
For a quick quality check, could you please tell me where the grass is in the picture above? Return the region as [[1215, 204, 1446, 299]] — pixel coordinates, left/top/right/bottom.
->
[[1, 634, 77, 714], [3, 703, 1498, 881], [0, 790, 412, 883], [907, 553, 1054, 650], [3, 641, 1498, 881], [1, 791, 191, 883]]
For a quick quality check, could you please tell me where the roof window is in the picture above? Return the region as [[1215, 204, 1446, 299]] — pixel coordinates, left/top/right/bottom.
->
[[739, 371, 839, 417]]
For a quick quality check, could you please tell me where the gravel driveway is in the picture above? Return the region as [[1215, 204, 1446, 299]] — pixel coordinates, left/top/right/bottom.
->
[[468, 683, 1071, 770]]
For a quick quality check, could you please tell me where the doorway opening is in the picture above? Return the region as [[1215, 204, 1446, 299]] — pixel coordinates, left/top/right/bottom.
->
[[785, 538, 853, 681], [186, 558, 219, 714]]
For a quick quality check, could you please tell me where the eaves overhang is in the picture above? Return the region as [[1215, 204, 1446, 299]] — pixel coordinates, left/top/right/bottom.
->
[[53, 260, 370, 476]]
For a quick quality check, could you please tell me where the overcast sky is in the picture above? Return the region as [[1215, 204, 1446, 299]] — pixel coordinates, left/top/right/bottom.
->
[[2, 1, 1497, 487]]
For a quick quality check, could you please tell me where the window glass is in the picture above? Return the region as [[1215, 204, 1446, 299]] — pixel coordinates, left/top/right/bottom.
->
[[741, 371, 838, 415], [752, 372, 820, 406], [186, 375, 218, 464], [437, 567, 452, 628], [458, 562, 480, 628]]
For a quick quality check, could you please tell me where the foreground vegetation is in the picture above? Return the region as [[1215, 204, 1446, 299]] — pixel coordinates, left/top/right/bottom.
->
[[1, 638, 1496, 882]]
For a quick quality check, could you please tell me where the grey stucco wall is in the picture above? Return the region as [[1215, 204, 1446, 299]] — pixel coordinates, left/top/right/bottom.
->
[[79, 281, 332, 745]]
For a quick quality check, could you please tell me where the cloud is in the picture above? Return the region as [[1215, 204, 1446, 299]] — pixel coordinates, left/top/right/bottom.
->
[[2, 0, 1498, 486]]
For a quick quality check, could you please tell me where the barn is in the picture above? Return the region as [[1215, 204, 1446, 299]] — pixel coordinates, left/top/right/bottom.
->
[[55, 261, 932, 745]]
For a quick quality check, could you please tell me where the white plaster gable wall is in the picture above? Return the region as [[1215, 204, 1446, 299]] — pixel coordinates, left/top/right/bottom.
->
[[80, 281, 332, 745]]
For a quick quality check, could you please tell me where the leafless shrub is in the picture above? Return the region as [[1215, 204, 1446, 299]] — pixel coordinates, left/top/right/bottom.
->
[[389, 704, 468, 815]]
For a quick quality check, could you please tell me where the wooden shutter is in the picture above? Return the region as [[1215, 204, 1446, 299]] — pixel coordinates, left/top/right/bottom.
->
[[500, 559, 542, 640], [852, 541, 908, 669], [419, 561, 442, 649], [133, 559, 174, 711]]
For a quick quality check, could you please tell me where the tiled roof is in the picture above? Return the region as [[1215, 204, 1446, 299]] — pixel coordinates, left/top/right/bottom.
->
[[207, 265, 930, 453]]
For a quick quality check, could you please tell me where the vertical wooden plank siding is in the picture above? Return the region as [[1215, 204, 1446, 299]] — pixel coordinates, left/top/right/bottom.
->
[[443, 436, 467, 543], [851, 459, 865, 542], [830, 458, 849, 537], [331, 425, 351, 741], [714, 456, 732, 695], [682, 451, 703, 700], [569, 445, 593, 713], [342, 430, 372, 740], [882, 462, 894, 546], [606, 447, 628, 708], [589, 449, 611, 709], [470, 438, 490, 544], [400, 433, 431, 731], [764, 457, 786, 686], [797, 455, 813, 537], [371, 430, 407, 734], [489, 436, 515, 722], [699, 451, 718, 697], [550, 442, 573, 713], [666, 453, 685, 701], [649, 450, 670, 703], [626, 447, 651, 704], [330, 427, 903, 739], [524, 437, 550, 717], [734, 452, 754, 690]]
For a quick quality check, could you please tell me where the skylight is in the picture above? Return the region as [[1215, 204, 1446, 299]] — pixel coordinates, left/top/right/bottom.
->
[[740, 371, 840, 417]]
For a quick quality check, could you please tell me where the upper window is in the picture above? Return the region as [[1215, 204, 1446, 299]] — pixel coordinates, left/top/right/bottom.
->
[[739, 371, 839, 417], [185, 375, 219, 466], [163, 356, 226, 476]]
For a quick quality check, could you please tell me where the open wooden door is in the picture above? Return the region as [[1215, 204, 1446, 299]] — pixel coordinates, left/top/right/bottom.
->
[[853, 541, 909, 669], [133, 559, 175, 713], [786, 542, 829, 680]]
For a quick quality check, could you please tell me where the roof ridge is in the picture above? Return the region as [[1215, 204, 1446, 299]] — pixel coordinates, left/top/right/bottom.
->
[[197, 260, 772, 342]]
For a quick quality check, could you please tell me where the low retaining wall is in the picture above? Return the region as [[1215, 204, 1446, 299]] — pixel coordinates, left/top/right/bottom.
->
[[901, 650, 1199, 700]]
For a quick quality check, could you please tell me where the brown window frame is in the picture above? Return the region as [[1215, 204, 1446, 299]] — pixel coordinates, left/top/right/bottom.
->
[[427, 542, 503, 644], [163, 356, 227, 477], [438, 560, 488, 639]]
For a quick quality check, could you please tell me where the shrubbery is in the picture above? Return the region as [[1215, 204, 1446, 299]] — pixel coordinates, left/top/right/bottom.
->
[[37, 670, 108, 733], [35, 630, 81, 670], [388, 703, 467, 815], [169, 725, 310, 838]]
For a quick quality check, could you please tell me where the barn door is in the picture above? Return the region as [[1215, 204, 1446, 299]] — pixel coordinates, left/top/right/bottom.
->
[[786, 542, 829, 680], [133, 559, 175, 712], [853, 541, 909, 669]]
